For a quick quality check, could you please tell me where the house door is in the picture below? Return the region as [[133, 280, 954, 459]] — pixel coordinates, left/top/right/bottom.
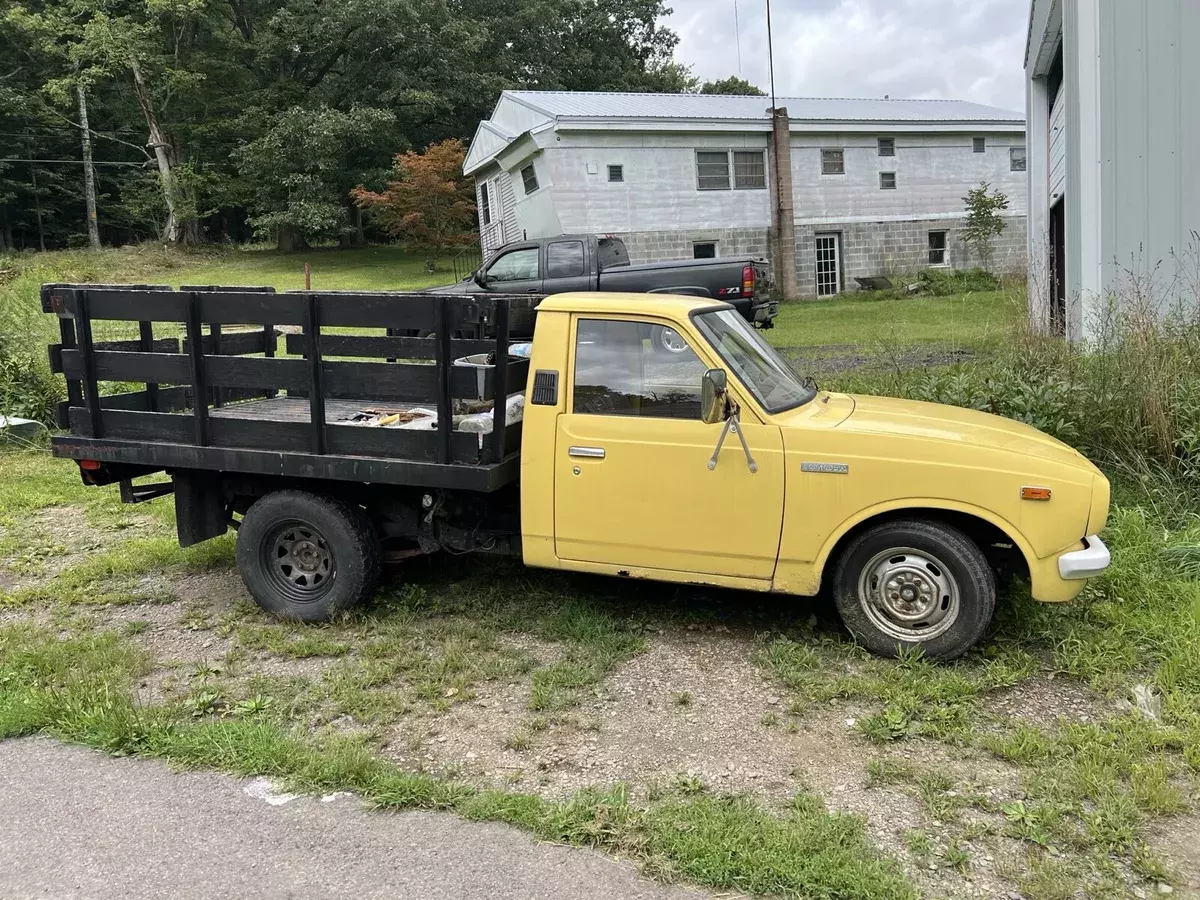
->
[[815, 233, 841, 296], [1049, 199, 1066, 335]]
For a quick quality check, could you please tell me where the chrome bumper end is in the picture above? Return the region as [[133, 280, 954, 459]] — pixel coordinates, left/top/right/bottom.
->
[[1058, 535, 1110, 580]]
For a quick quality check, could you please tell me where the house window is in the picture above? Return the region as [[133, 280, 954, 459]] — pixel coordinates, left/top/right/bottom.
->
[[821, 149, 844, 175], [928, 231, 948, 266], [733, 151, 766, 189], [479, 181, 492, 226], [1010, 147, 1027, 172], [973, 137, 986, 153], [693, 241, 717, 259], [696, 151, 731, 190], [879, 172, 897, 190], [573, 319, 705, 419], [521, 163, 539, 194], [608, 164, 624, 183], [878, 138, 895, 157]]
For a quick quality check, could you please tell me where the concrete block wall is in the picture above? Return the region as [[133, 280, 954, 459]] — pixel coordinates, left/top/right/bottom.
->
[[793, 215, 1028, 296], [616, 227, 771, 265], [610, 216, 1025, 298]]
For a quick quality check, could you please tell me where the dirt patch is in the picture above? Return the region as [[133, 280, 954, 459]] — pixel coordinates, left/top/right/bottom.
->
[[986, 674, 1116, 728], [1148, 814, 1200, 896]]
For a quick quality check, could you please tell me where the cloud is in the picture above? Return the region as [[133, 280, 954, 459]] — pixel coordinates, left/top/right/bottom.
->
[[665, 0, 1028, 113]]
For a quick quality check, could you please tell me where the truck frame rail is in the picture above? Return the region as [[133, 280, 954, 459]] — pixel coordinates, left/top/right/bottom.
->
[[44, 284, 532, 492]]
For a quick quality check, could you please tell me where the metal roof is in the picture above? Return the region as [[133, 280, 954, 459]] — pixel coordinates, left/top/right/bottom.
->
[[504, 90, 1023, 123]]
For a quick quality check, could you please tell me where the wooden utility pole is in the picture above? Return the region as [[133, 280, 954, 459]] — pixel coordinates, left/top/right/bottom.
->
[[76, 84, 100, 249]]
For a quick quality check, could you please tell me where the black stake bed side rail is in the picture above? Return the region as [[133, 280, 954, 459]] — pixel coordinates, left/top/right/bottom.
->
[[43, 283, 534, 492]]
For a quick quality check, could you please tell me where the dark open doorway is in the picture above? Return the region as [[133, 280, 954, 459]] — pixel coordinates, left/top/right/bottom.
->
[[1049, 198, 1066, 335]]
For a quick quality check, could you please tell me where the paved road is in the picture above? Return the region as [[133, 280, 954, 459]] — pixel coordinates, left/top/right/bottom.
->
[[0, 738, 708, 900]]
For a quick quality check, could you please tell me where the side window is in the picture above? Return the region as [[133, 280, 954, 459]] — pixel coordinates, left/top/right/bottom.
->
[[546, 241, 585, 278], [487, 247, 539, 282], [573, 319, 706, 419]]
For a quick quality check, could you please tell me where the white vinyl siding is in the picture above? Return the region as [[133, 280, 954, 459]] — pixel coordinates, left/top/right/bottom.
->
[[498, 171, 519, 245]]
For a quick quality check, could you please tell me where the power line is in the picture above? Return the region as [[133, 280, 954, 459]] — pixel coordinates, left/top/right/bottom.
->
[[0, 158, 147, 166]]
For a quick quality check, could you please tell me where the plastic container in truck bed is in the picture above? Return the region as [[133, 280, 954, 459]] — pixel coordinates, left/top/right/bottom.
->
[[43, 283, 534, 492]]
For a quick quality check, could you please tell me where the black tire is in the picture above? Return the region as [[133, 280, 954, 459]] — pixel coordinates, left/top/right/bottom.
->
[[831, 519, 995, 661], [236, 490, 381, 623]]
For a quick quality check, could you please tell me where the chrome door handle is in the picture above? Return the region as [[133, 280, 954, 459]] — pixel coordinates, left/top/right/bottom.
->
[[568, 446, 606, 459]]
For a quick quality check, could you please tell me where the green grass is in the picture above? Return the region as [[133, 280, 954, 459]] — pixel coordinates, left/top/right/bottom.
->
[[767, 289, 1022, 350], [0, 617, 916, 900], [0, 245, 455, 378]]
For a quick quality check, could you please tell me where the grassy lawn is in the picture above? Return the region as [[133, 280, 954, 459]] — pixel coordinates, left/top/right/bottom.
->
[[2, 247, 1199, 899], [768, 289, 1023, 350]]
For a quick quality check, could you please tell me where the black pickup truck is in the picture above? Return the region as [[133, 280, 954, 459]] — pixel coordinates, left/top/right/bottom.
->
[[432, 234, 775, 352]]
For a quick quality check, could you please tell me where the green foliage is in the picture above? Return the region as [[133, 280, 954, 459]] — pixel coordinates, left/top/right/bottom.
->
[[960, 182, 1009, 272], [0, 0, 692, 250], [237, 105, 396, 249], [699, 76, 764, 95], [916, 267, 1000, 295]]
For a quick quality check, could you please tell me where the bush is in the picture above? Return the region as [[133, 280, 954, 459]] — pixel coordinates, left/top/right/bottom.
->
[[829, 280, 1200, 488], [916, 267, 999, 295]]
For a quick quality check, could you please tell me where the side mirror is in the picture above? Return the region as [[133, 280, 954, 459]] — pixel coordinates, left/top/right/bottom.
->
[[473, 268, 488, 288], [701, 368, 729, 424]]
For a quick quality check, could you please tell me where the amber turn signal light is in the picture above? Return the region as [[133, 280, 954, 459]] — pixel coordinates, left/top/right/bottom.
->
[[1020, 486, 1052, 501]]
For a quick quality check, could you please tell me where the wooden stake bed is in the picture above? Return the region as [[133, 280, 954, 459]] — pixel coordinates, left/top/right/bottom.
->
[[43, 283, 533, 492]]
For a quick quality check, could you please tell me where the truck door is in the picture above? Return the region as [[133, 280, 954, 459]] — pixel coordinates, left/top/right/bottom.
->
[[554, 317, 785, 581], [482, 243, 542, 293], [543, 239, 592, 294]]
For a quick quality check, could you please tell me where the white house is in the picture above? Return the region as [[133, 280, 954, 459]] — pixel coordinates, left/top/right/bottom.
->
[[463, 91, 1027, 297], [1026, 0, 1200, 340]]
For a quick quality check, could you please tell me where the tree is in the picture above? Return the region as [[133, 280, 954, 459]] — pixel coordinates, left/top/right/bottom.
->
[[700, 76, 764, 96], [960, 182, 1009, 273], [237, 105, 396, 251], [352, 139, 476, 266]]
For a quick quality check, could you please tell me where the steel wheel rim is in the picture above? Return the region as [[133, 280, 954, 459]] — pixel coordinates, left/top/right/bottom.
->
[[857, 546, 960, 642], [262, 521, 334, 602], [659, 327, 689, 354]]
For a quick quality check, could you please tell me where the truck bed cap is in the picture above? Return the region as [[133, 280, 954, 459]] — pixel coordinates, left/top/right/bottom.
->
[[536, 292, 732, 318]]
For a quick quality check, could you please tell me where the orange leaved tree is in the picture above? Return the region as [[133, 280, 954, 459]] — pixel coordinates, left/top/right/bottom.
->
[[352, 139, 477, 270]]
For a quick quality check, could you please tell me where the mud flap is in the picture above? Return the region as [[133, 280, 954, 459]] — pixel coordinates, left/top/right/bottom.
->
[[174, 470, 229, 547]]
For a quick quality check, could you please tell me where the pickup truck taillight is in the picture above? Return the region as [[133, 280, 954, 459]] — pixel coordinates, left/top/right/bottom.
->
[[742, 265, 756, 298]]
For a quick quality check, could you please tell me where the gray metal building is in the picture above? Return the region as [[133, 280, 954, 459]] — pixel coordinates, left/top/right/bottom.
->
[[1026, 0, 1200, 340]]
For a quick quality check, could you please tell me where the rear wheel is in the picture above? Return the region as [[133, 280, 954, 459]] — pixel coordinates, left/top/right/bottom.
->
[[831, 519, 995, 660], [236, 490, 381, 622]]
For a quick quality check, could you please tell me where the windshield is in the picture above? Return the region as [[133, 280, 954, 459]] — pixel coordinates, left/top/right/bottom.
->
[[693, 309, 815, 413]]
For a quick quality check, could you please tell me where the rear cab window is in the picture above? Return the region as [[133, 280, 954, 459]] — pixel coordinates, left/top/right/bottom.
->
[[546, 241, 585, 278]]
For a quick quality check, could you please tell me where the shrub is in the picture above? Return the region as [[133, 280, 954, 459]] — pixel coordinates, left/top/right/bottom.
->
[[916, 267, 999, 295]]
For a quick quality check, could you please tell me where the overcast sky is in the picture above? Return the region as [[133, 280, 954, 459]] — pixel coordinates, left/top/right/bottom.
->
[[665, 0, 1029, 113]]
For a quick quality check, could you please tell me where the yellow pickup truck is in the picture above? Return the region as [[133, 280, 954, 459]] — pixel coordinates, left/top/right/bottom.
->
[[46, 285, 1110, 660]]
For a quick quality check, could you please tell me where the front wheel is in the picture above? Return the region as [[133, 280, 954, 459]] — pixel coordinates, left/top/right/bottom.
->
[[236, 490, 381, 622], [831, 519, 995, 660]]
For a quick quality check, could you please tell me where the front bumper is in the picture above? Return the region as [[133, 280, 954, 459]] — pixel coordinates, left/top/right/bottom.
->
[[1058, 535, 1110, 580]]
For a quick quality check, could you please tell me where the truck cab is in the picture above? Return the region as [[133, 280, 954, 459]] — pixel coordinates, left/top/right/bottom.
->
[[517, 293, 1110, 659]]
